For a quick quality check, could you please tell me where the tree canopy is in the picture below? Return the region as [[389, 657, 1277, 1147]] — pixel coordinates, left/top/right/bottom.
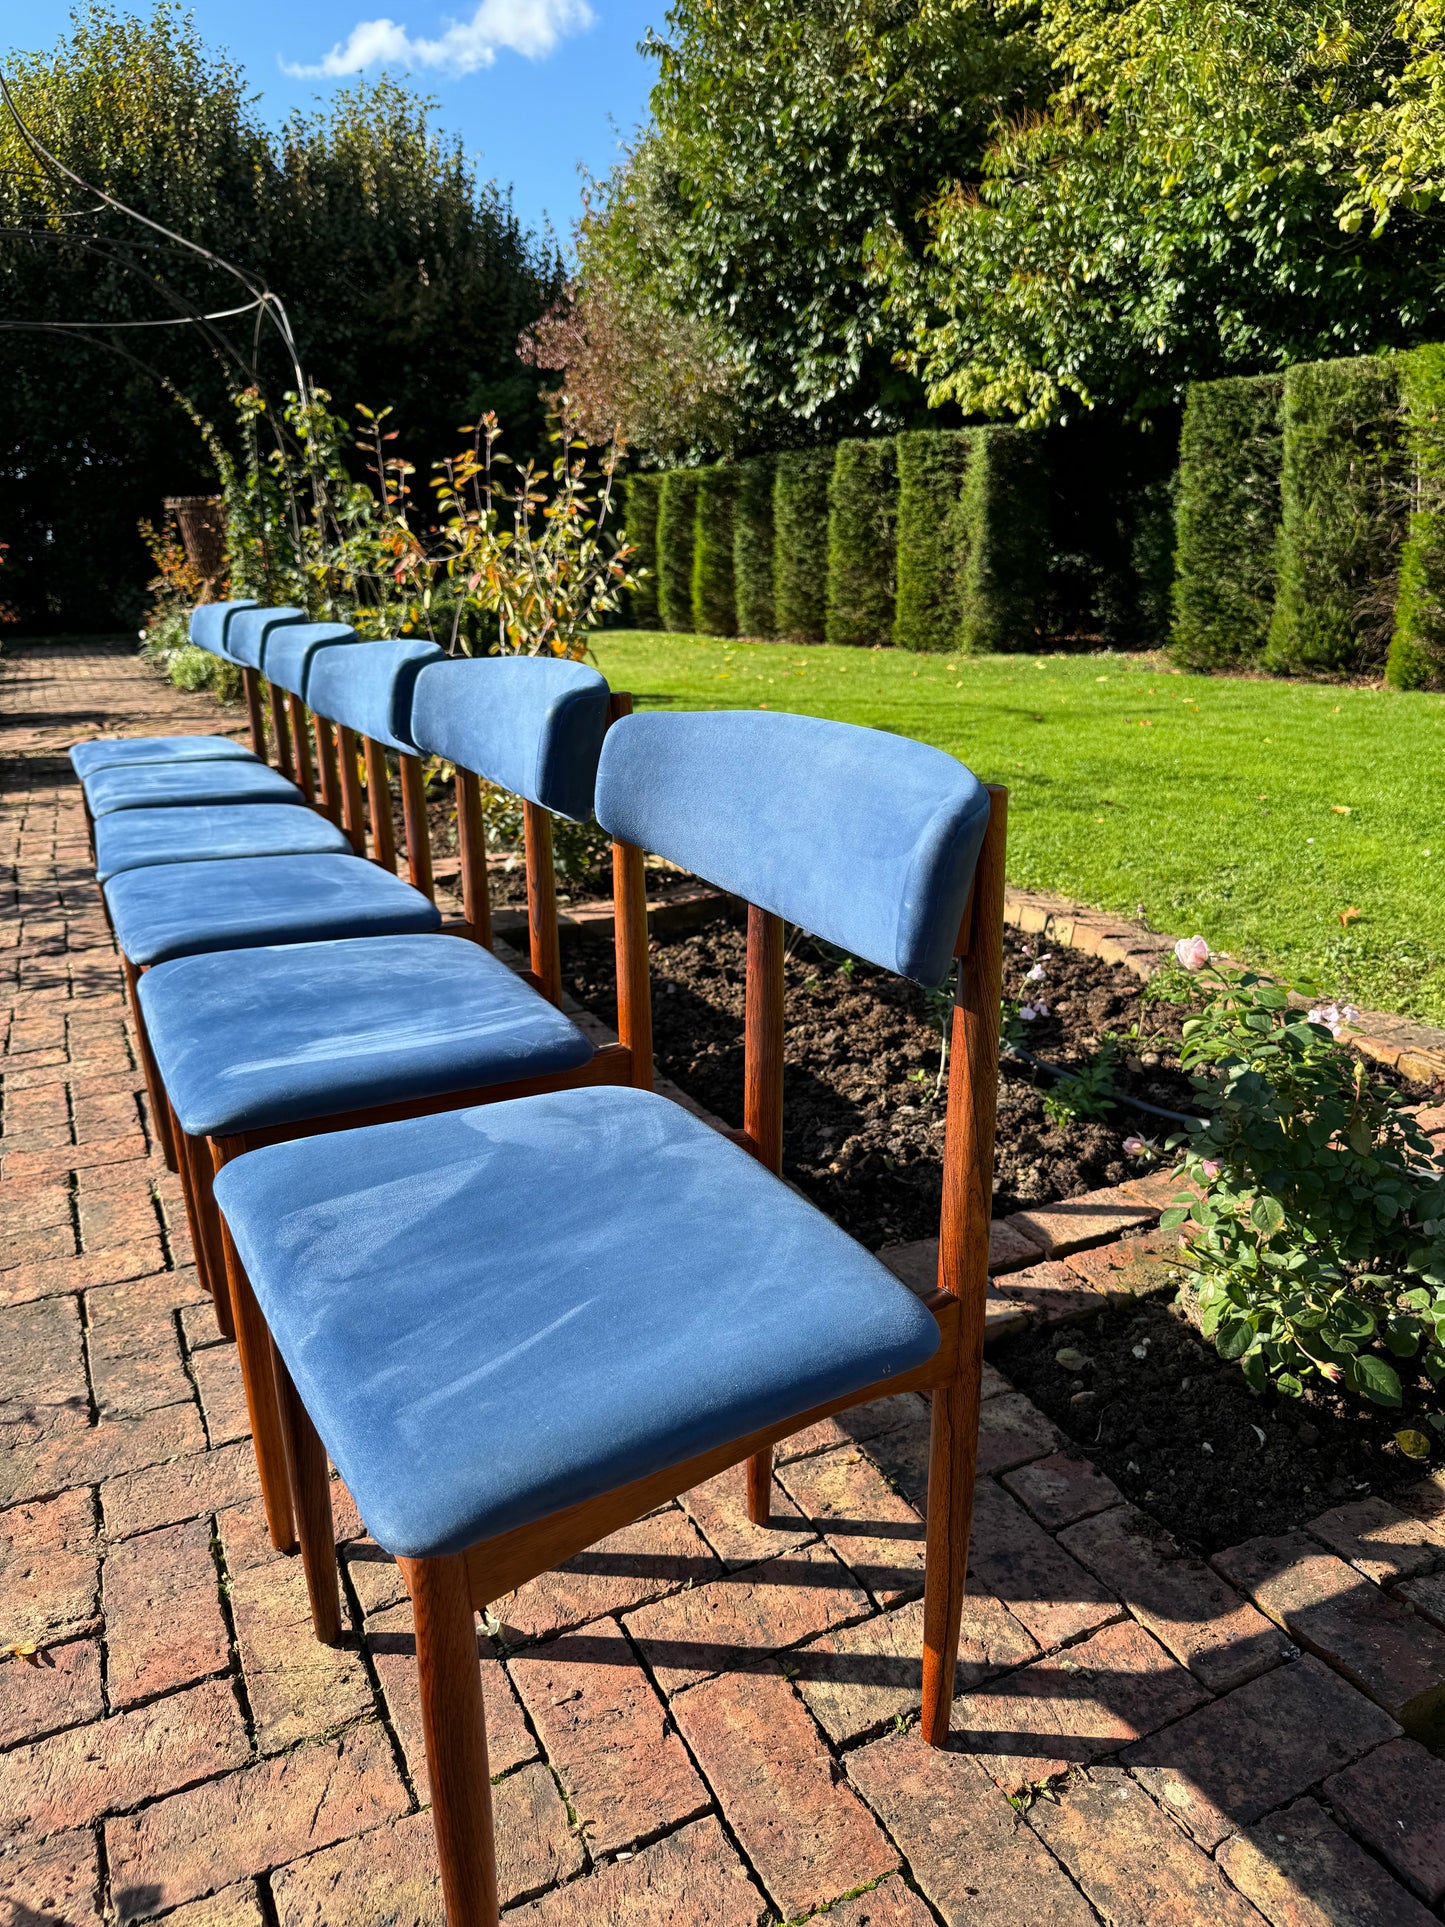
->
[[0, 4, 560, 629]]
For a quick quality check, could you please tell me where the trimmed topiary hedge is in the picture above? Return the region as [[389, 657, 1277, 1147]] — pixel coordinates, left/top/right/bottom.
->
[[733, 454, 776, 638], [621, 472, 662, 629], [1171, 375, 1284, 669], [955, 426, 1046, 652], [893, 430, 973, 652], [773, 448, 833, 642], [825, 439, 898, 648], [691, 467, 739, 636], [1388, 345, 1445, 690], [657, 469, 702, 634], [1264, 356, 1404, 675]]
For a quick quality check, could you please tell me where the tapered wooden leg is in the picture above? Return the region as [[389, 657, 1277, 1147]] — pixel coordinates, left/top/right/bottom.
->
[[314, 715, 341, 825], [210, 1149, 296, 1554], [243, 667, 267, 759], [743, 905, 785, 1521], [267, 680, 295, 782], [173, 1116, 234, 1340], [403, 1554, 499, 1927], [920, 1374, 978, 1744], [745, 1450, 772, 1525], [270, 1338, 342, 1644], [287, 693, 315, 802], [121, 959, 177, 1173]]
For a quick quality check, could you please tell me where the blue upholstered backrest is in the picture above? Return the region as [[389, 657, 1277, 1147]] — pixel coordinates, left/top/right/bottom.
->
[[261, 623, 360, 701], [226, 606, 308, 669], [305, 638, 447, 753], [409, 656, 611, 821], [188, 600, 258, 658], [595, 711, 992, 985]]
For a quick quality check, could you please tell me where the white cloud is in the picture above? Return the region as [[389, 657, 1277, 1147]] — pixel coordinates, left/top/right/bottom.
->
[[284, 0, 595, 78]]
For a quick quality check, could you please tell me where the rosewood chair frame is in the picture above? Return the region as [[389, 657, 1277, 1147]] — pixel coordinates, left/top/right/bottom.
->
[[267, 785, 1007, 1924], [172, 696, 649, 1569]]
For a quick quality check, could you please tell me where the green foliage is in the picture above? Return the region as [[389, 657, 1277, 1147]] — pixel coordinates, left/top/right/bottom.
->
[[773, 449, 834, 642], [477, 780, 612, 894], [893, 430, 973, 652], [1162, 966, 1445, 1409], [622, 473, 663, 629], [614, 0, 1044, 438], [657, 469, 702, 633], [1264, 357, 1404, 675], [733, 454, 777, 638], [825, 439, 898, 648], [1388, 345, 1445, 689], [1041, 1040, 1118, 1126], [692, 467, 739, 636], [880, 0, 1445, 428], [1172, 376, 1285, 669], [0, 5, 559, 630], [956, 427, 1047, 652]]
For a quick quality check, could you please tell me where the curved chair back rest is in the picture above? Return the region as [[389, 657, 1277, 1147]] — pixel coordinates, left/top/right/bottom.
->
[[409, 656, 611, 822], [596, 710, 992, 986], [261, 623, 360, 702], [306, 638, 447, 753], [188, 599, 258, 658], [227, 606, 309, 670]]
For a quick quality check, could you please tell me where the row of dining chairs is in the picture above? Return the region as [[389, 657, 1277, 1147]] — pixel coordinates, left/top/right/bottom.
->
[[70, 599, 1009, 1926]]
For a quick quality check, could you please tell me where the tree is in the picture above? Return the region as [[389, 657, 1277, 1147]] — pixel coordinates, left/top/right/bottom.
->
[[883, 0, 1445, 426], [584, 0, 1044, 446], [0, 4, 561, 630]]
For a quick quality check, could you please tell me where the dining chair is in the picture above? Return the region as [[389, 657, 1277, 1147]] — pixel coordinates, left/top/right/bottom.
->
[[136, 654, 639, 1569], [212, 708, 1006, 1926]]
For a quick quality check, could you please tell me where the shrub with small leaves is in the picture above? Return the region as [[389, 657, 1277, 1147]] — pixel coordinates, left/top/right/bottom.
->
[[1160, 967, 1445, 1409]]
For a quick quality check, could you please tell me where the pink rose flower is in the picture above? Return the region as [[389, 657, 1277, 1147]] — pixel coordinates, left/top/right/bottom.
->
[[1200, 1158, 1221, 1180], [1174, 935, 1211, 971], [1123, 1135, 1149, 1158]]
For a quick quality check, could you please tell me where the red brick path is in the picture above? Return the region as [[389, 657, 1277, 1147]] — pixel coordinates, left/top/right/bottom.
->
[[2, 639, 1442, 1925]]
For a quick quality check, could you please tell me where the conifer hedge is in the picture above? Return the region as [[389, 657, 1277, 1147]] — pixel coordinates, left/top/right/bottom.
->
[[1264, 356, 1403, 674], [657, 469, 702, 635], [733, 454, 776, 637], [691, 467, 739, 636], [621, 472, 662, 628], [773, 448, 834, 641], [825, 439, 898, 647], [893, 430, 973, 651], [955, 427, 1046, 651], [1171, 375, 1284, 668], [1388, 345, 1445, 689]]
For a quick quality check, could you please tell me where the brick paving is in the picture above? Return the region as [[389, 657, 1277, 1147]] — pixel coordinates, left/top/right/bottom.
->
[[1, 636, 1440, 1923]]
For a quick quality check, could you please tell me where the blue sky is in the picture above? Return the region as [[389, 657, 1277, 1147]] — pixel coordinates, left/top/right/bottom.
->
[[8, 0, 666, 245]]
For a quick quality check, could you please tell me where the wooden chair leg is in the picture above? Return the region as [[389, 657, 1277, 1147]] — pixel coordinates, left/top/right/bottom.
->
[[120, 959, 178, 1173], [270, 1338, 342, 1645], [402, 1553, 499, 1927], [920, 1374, 978, 1744], [210, 1163, 297, 1554], [173, 1115, 234, 1340], [745, 1451, 772, 1525]]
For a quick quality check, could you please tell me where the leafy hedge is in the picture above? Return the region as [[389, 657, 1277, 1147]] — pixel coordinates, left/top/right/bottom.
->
[[621, 472, 662, 629], [733, 454, 776, 638], [1264, 356, 1403, 675], [1171, 375, 1284, 668], [956, 427, 1046, 651], [773, 449, 834, 641], [692, 467, 738, 636], [657, 469, 702, 635], [893, 430, 973, 652], [1388, 345, 1445, 690], [825, 439, 898, 647]]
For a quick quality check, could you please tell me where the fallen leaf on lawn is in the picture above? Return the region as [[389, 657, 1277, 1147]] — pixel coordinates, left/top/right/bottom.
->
[[1396, 1429, 1432, 1460], [5, 1642, 40, 1665], [1331, 804, 1352, 815], [1337, 906, 1362, 928]]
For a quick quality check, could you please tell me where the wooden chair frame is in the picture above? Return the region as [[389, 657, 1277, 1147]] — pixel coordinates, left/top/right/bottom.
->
[[263, 785, 1008, 1924], [137, 693, 650, 1565]]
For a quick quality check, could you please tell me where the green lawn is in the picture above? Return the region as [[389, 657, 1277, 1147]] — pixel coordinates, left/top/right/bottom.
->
[[590, 631, 1445, 1025]]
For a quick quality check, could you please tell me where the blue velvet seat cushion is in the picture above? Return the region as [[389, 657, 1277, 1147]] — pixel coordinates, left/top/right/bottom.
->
[[104, 853, 440, 966], [94, 805, 352, 884], [305, 638, 447, 753], [70, 736, 257, 778], [226, 606, 308, 670], [258, 622, 359, 699], [409, 656, 611, 820], [213, 1086, 940, 1559], [140, 935, 594, 1136], [189, 600, 258, 657], [83, 761, 306, 816], [596, 711, 992, 987]]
